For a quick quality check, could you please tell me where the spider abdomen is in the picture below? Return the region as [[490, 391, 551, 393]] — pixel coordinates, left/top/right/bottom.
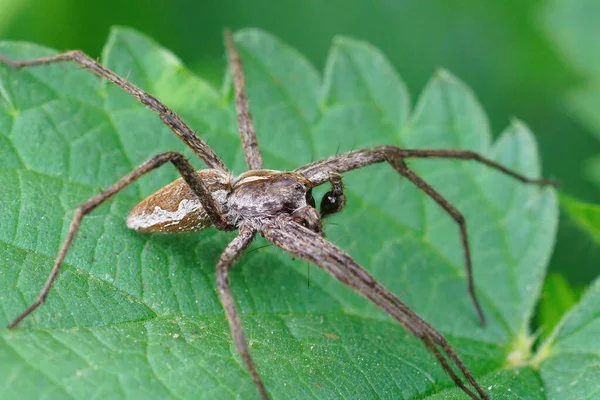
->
[[127, 169, 231, 233]]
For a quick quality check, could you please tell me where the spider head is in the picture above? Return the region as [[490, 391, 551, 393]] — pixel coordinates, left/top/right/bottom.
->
[[290, 206, 323, 234]]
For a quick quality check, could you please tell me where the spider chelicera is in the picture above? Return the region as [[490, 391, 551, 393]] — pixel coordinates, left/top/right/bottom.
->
[[0, 30, 556, 400]]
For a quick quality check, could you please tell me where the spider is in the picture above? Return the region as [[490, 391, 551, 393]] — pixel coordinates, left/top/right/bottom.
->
[[0, 30, 557, 400]]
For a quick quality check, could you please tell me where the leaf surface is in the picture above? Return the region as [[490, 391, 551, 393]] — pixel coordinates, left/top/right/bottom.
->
[[0, 27, 576, 399]]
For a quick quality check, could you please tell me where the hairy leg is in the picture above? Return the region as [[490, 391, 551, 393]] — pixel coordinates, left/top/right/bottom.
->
[[295, 145, 556, 322], [215, 225, 269, 400], [295, 145, 557, 187], [386, 156, 485, 323], [0, 52, 228, 172], [224, 30, 264, 170], [8, 152, 227, 329], [260, 216, 488, 400]]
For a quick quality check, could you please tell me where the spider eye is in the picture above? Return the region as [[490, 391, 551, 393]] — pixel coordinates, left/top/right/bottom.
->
[[294, 183, 305, 191]]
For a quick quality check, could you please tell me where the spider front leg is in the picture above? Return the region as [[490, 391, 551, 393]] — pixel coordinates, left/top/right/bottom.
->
[[296, 145, 557, 325], [0, 51, 228, 172], [8, 152, 226, 329], [215, 225, 270, 400], [384, 155, 486, 324]]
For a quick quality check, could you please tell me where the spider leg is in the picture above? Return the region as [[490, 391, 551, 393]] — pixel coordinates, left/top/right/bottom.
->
[[260, 217, 488, 400], [0, 52, 228, 172], [8, 152, 227, 329], [295, 145, 556, 323], [295, 146, 558, 188], [386, 156, 485, 324], [224, 30, 264, 170], [215, 225, 270, 400]]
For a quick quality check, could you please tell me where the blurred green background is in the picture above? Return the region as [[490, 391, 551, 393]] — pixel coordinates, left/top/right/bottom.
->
[[1, 0, 598, 328]]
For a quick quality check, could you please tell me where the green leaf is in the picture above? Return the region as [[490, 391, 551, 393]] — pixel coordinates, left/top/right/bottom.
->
[[547, 194, 600, 291], [535, 273, 582, 341], [560, 195, 600, 244], [0, 27, 569, 399], [535, 277, 600, 399]]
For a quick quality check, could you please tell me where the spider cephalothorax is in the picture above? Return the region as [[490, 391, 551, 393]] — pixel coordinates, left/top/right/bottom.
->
[[1, 29, 557, 400], [226, 171, 314, 222]]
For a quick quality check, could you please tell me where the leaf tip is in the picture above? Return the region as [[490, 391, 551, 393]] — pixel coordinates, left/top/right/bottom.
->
[[331, 35, 349, 47], [108, 25, 136, 39], [232, 27, 266, 42], [430, 68, 480, 101], [506, 118, 540, 154], [330, 35, 382, 58], [434, 67, 458, 83], [508, 117, 528, 131]]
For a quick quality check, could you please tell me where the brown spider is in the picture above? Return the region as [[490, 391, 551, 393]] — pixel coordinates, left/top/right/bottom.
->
[[0, 30, 556, 400]]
